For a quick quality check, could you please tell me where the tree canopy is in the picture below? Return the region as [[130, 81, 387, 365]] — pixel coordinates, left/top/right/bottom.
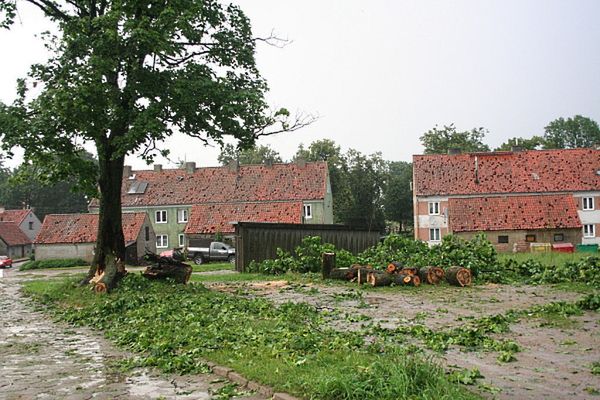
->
[[0, 0, 309, 290], [420, 124, 490, 154], [217, 143, 282, 166], [543, 115, 600, 149], [494, 136, 544, 151]]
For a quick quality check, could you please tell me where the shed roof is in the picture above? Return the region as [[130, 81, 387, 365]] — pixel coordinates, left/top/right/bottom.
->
[[0, 222, 32, 246]]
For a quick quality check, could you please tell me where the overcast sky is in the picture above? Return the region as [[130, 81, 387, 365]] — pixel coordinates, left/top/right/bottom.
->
[[1, 0, 599, 169]]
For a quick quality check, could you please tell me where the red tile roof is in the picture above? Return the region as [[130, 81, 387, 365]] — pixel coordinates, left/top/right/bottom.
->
[[35, 213, 147, 244], [449, 195, 582, 232], [414, 149, 600, 196], [0, 222, 32, 246], [185, 202, 303, 234], [89, 162, 328, 208], [0, 209, 31, 225]]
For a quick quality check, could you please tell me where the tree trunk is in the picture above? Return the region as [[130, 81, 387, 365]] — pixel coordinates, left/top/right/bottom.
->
[[393, 273, 421, 286], [445, 266, 472, 287], [81, 144, 127, 292], [329, 268, 354, 281], [143, 253, 193, 284], [367, 271, 393, 287], [321, 252, 336, 279]]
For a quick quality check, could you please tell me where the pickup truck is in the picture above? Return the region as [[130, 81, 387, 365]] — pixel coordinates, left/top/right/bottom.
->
[[187, 241, 235, 265]]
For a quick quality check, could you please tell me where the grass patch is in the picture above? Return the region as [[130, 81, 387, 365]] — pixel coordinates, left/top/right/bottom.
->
[[191, 263, 234, 273], [20, 258, 89, 271], [498, 252, 589, 267], [22, 275, 480, 400]]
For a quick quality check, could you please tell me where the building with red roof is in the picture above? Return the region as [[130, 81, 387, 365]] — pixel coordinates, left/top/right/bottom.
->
[[0, 207, 42, 242], [0, 221, 33, 258], [412, 148, 600, 250], [90, 160, 332, 250], [35, 213, 155, 263]]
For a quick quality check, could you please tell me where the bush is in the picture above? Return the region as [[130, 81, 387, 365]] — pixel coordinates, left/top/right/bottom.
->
[[20, 258, 89, 271]]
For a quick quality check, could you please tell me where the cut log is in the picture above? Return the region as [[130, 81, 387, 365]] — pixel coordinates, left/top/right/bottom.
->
[[142, 252, 193, 284], [418, 266, 445, 285], [445, 266, 472, 287], [398, 267, 418, 276], [357, 266, 374, 284], [321, 252, 336, 279], [329, 268, 354, 281], [386, 261, 403, 274], [367, 271, 393, 287], [393, 273, 421, 286]]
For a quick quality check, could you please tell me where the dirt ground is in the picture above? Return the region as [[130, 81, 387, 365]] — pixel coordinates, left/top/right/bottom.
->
[[0, 268, 265, 400], [207, 280, 600, 400]]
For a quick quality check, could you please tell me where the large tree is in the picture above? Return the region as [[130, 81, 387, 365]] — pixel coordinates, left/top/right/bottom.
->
[[420, 124, 490, 154], [217, 143, 282, 165], [494, 136, 544, 151], [543, 115, 600, 149], [0, 0, 308, 291], [383, 161, 413, 231]]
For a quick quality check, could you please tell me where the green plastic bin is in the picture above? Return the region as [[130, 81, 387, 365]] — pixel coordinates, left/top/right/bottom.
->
[[576, 244, 598, 253]]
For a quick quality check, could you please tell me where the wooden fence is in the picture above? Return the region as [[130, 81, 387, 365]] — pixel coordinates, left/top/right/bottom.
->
[[234, 222, 381, 272]]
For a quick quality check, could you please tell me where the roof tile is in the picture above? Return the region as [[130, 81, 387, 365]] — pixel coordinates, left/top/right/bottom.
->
[[0, 222, 32, 246], [0, 209, 31, 225]]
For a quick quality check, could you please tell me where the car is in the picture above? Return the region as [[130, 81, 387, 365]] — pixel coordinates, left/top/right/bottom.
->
[[0, 256, 13, 268]]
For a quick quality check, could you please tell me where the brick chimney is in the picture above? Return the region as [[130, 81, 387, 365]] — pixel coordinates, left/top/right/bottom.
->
[[295, 157, 306, 168], [185, 162, 196, 174], [228, 159, 239, 173], [123, 165, 132, 178], [154, 164, 163, 173]]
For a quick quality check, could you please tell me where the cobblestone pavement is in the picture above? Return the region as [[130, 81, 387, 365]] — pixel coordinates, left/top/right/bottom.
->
[[0, 270, 265, 400]]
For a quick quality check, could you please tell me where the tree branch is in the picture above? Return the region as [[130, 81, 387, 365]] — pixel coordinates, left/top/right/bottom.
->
[[25, 0, 71, 21], [254, 29, 292, 48]]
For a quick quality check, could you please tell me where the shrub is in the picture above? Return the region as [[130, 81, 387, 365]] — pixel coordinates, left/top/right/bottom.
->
[[20, 258, 90, 271]]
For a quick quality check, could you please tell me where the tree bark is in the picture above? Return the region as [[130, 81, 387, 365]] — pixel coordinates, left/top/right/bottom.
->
[[81, 143, 127, 291], [321, 252, 336, 279], [418, 266, 445, 285], [367, 271, 393, 287]]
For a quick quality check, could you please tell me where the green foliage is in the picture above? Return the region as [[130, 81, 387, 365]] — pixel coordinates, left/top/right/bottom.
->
[[20, 258, 89, 271], [543, 115, 600, 149], [383, 161, 413, 227], [494, 136, 544, 151], [577, 293, 600, 311], [448, 368, 483, 385], [217, 143, 282, 166], [420, 124, 490, 154], [23, 275, 479, 400], [591, 361, 600, 375]]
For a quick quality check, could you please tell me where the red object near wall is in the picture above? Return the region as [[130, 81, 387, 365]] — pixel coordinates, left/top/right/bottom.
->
[[552, 243, 575, 253]]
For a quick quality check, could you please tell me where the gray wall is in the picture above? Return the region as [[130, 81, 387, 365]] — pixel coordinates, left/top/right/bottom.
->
[[234, 222, 380, 272], [19, 212, 42, 242], [35, 243, 95, 262]]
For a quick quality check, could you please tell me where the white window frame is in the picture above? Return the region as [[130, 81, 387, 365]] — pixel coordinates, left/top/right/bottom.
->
[[303, 204, 313, 219], [177, 209, 188, 223], [155, 210, 167, 224], [583, 197, 595, 211], [429, 228, 441, 242], [584, 224, 595, 238], [156, 234, 169, 248], [178, 234, 185, 247], [428, 202, 440, 215]]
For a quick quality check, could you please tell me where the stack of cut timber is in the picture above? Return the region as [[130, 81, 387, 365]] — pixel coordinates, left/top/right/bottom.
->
[[393, 273, 421, 286], [418, 266, 445, 285], [366, 271, 393, 287], [142, 252, 193, 284], [445, 266, 472, 287]]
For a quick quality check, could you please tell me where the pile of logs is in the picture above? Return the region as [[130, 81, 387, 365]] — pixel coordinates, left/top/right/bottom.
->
[[324, 256, 471, 288], [142, 252, 193, 284]]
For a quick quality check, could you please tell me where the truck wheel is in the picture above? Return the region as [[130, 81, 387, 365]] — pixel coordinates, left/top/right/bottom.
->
[[194, 255, 205, 265], [228, 255, 235, 264]]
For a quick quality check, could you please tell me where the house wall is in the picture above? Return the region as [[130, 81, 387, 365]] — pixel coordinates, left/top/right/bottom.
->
[[414, 197, 449, 244], [0, 239, 32, 258], [135, 216, 157, 259], [574, 192, 600, 244], [35, 243, 95, 262], [18, 211, 42, 242], [455, 228, 582, 252]]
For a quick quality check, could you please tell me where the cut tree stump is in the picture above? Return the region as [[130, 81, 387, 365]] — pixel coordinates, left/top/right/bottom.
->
[[367, 271, 393, 287], [418, 266, 445, 284], [142, 253, 193, 284], [321, 252, 336, 279], [386, 261, 403, 274], [398, 267, 418, 276], [445, 266, 472, 287]]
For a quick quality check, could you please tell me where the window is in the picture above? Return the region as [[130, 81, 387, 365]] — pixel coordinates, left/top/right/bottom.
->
[[525, 234, 536, 242], [553, 233, 565, 242], [156, 235, 168, 248], [303, 204, 312, 219], [155, 210, 167, 223], [583, 197, 595, 211], [429, 228, 441, 241], [178, 209, 188, 223], [178, 234, 185, 247], [498, 235, 509, 244], [584, 224, 595, 238], [428, 202, 440, 215], [28, 221, 34, 230], [145, 226, 150, 242]]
